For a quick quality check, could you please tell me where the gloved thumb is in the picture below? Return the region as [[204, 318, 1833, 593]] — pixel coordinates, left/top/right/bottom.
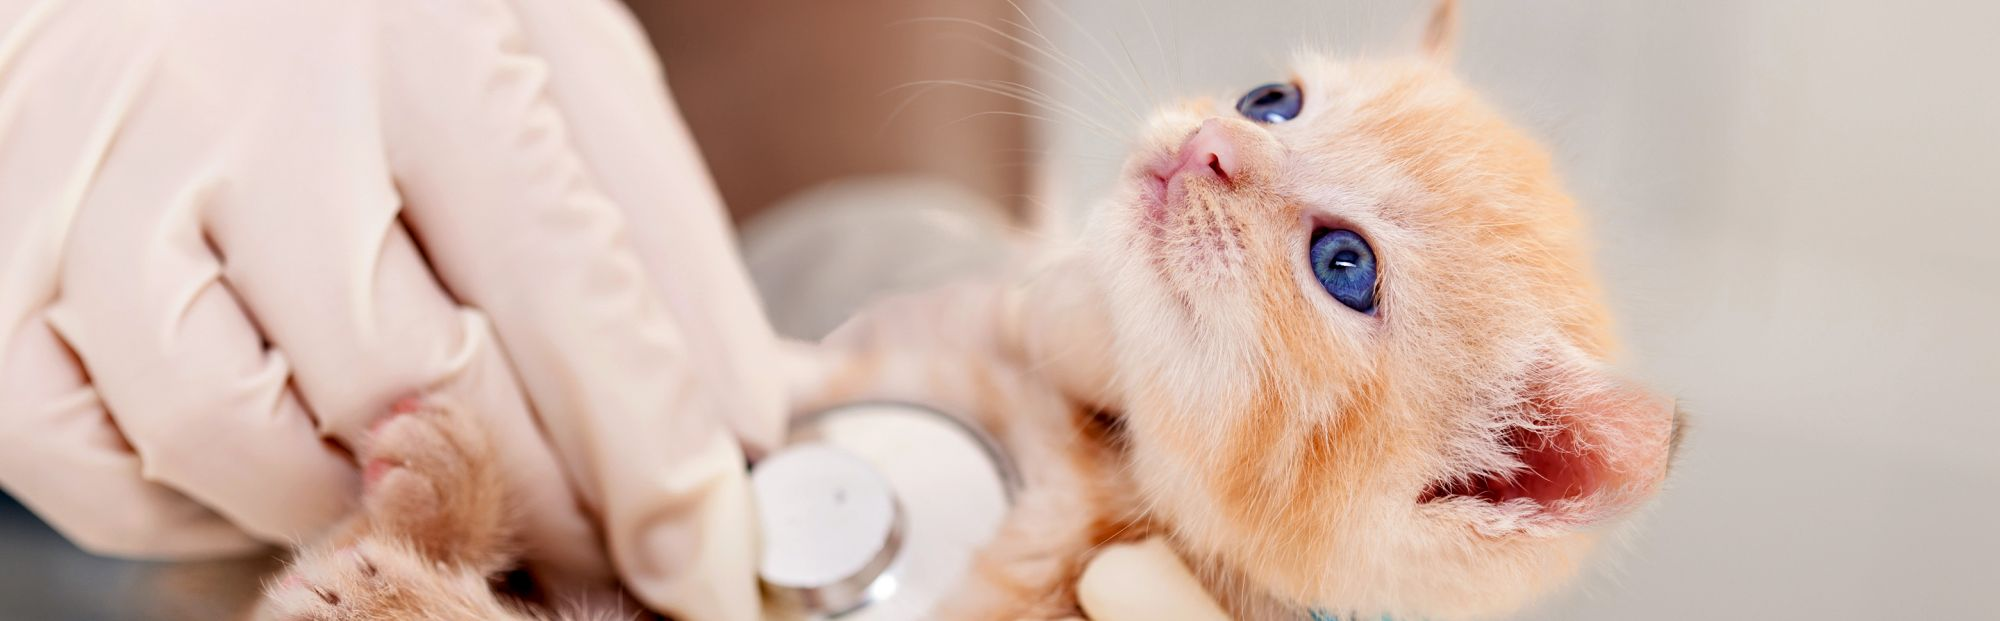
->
[[1076, 538, 1230, 621]]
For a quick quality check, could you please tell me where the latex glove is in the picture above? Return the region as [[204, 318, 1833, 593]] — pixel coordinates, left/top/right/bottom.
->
[[0, 1, 784, 619], [1077, 538, 1230, 621]]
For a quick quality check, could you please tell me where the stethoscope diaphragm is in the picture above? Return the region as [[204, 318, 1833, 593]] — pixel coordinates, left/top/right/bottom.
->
[[752, 403, 1018, 620]]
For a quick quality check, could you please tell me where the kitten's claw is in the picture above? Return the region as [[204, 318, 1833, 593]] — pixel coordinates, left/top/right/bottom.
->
[[258, 544, 387, 620], [257, 540, 503, 621]]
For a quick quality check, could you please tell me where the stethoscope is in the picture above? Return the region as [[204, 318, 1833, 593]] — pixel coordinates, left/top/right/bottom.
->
[[750, 402, 1020, 620]]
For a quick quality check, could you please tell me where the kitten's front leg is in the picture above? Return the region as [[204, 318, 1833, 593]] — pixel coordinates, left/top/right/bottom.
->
[[1007, 255, 1121, 410], [254, 400, 545, 621]]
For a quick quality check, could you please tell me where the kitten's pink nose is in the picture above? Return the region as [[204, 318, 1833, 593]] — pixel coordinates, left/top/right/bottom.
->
[[1161, 119, 1240, 184]]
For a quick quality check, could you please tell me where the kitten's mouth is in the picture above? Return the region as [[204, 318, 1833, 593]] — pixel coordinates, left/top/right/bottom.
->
[[1135, 158, 1206, 225], [1138, 170, 1172, 226]]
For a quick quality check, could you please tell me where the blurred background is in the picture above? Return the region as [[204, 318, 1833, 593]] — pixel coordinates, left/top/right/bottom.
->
[[4, 0, 1996, 618]]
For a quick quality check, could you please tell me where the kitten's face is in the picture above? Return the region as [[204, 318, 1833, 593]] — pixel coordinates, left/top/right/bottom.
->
[[1087, 54, 1679, 618]]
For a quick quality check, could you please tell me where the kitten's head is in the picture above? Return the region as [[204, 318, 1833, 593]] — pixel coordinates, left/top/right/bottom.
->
[[1087, 3, 1680, 618]]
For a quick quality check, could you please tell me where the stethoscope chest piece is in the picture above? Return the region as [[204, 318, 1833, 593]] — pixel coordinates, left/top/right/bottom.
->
[[752, 403, 1017, 620], [752, 444, 903, 615]]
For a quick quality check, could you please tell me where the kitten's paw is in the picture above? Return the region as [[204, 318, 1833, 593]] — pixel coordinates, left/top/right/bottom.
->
[[355, 397, 512, 571], [258, 539, 512, 621], [260, 544, 393, 621]]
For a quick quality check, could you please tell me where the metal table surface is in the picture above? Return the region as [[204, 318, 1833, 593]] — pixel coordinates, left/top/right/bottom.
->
[[0, 494, 272, 621]]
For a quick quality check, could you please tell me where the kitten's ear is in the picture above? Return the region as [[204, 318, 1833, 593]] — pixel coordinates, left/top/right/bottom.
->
[[1421, 0, 1459, 61], [1430, 347, 1680, 535], [1518, 349, 1683, 513], [1447, 346, 1680, 531]]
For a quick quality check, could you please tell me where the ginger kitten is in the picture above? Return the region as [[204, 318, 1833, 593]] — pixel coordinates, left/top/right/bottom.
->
[[257, 2, 1679, 619], [815, 1, 1681, 617]]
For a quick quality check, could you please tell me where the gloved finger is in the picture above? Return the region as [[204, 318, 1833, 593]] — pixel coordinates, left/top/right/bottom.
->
[[1077, 538, 1231, 621], [0, 61, 263, 552], [0, 314, 261, 558], [19, 0, 359, 545], [186, 6, 610, 585], [0, 0, 256, 560], [379, 2, 759, 619], [42, 75, 357, 543], [501, 0, 785, 455]]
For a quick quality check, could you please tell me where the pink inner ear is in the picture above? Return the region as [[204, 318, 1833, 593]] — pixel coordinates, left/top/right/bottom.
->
[[1421, 360, 1677, 531], [1435, 423, 1602, 508], [1553, 372, 1678, 496]]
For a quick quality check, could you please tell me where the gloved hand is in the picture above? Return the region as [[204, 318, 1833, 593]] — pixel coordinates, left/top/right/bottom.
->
[[0, 1, 784, 619], [1077, 538, 1230, 621]]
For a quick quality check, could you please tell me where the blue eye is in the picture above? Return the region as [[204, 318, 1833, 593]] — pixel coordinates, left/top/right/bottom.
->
[[1310, 229, 1378, 312], [1236, 82, 1303, 123]]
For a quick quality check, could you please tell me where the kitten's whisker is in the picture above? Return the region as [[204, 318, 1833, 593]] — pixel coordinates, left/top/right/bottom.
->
[[997, 2, 1145, 124], [997, 17, 1148, 127], [939, 32, 1141, 127], [992, 147, 1122, 162], [894, 79, 1125, 140], [897, 16, 1140, 127], [1031, 0, 1152, 118], [1112, 29, 1158, 107], [890, 78, 1085, 123], [876, 81, 952, 139], [949, 110, 1122, 148]]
